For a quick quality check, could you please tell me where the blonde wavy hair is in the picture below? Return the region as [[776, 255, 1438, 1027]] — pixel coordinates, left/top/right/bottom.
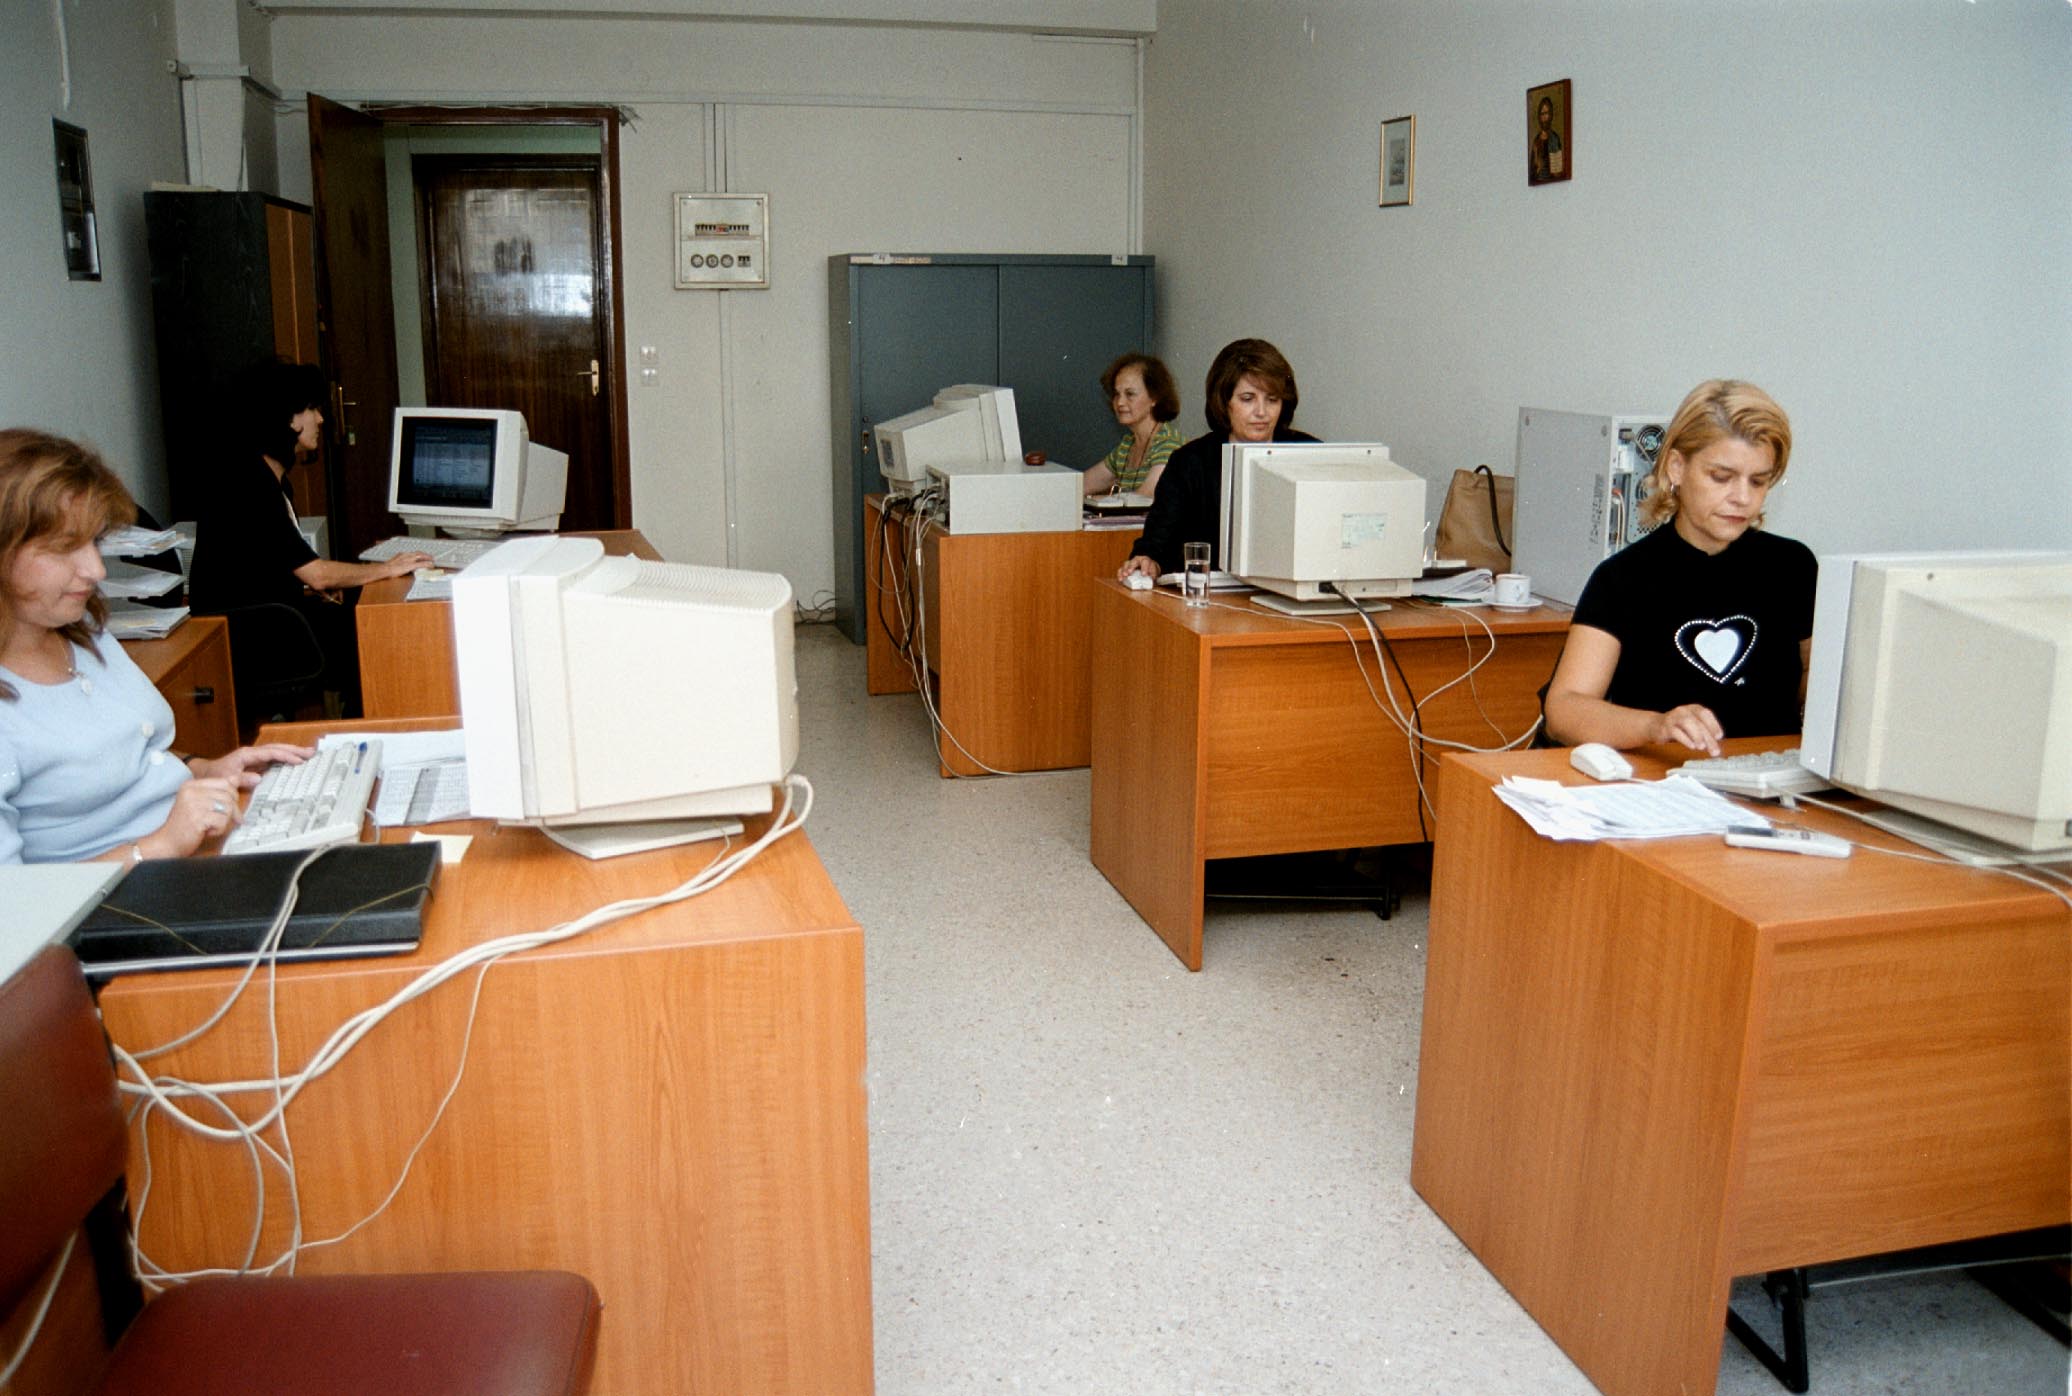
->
[[1639, 379, 1793, 528], [0, 429, 137, 701]]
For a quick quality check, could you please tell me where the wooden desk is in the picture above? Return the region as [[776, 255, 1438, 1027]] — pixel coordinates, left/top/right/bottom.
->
[[1410, 745, 2071, 1396], [355, 529, 660, 718], [96, 720, 874, 1396], [865, 494, 1137, 776], [123, 615, 239, 756], [1089, 582, 1569, 969]]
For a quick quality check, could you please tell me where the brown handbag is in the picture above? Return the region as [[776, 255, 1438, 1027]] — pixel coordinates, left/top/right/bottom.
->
[[1434, 464, 1514, 574]]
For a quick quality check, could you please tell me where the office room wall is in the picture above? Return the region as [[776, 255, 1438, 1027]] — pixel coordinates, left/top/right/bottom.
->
[[0, 0, 187, 517], [264, 11, 1139, 593], [1141, 0, 2072, 557]]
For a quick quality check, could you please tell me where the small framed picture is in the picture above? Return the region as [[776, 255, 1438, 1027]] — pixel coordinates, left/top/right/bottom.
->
[[1378, 115, 1415, 208], [52, 120, 100, 280], [1527, 79, 1571, 186]]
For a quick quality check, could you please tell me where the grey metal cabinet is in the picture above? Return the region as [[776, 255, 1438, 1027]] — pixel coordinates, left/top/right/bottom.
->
[[828, 253, 1155, 642]]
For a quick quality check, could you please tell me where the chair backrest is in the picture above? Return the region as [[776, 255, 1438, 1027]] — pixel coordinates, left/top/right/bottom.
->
[[0, 947, 128, 1316]]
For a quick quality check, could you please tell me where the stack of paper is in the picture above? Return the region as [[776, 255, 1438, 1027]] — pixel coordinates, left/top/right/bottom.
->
[[103, 604, 189, 640], [1411, 568, 1494, 602], [99, 559, 184, 600], [100, 524, 188, 557], [1494, 773, 1769, 842]]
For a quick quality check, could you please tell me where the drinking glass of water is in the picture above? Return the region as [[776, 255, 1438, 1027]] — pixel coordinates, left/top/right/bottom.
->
[[1182, 541, 1212, 607]]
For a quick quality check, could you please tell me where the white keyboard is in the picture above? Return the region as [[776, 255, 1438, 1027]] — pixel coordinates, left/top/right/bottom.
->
[[222, 742, 383, 856], [359, 536, 501, 569], [1676, 747, 1828, 799]]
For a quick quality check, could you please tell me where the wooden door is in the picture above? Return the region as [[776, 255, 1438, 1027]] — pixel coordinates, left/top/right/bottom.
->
[[308, 95, 402, 560], [414, 158, 617, 533]]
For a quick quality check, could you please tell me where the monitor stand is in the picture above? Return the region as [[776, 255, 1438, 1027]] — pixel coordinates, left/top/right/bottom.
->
[[1249, 594, 1391, 618], [535, 817, 744, 861], [1853, 807, 2072, 869]]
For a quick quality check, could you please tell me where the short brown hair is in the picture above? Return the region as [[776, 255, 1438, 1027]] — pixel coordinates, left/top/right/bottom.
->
[[1099, 354, 1180, 423], [1202, 339, 1299, 435], [0, 429, 137, 699], [1641, 380, 1793, 527]]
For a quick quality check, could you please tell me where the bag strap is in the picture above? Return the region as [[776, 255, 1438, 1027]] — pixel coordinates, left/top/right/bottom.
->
[[1474, 463, 1511, 557]]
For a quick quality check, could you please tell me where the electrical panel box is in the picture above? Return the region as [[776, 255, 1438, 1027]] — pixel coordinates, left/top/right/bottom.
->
[[1512, 408, 1669, 607], [927, 461, 1082, 535], [674, 194, 768, 290]]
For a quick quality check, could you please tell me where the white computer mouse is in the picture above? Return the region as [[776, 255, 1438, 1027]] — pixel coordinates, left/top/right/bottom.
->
[[1569, 742, 1634, 782], [1123, 573, 1154, 591]]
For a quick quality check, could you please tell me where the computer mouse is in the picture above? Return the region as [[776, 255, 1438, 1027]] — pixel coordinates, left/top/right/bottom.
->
[[1569, 742, 1634, 782], [1123, 573, 1153, 591]]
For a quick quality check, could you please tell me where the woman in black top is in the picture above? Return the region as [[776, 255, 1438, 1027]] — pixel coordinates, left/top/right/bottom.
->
[[1543, 379, 1816, 756], [187, 361, 431, 711], [1119, 338, 1317, 580]]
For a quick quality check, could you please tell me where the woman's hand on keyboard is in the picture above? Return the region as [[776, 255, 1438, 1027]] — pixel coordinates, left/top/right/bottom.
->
[[190, 743, 315, 790], [1649, 703, 1724, 757], [143, 777, 243, 858]]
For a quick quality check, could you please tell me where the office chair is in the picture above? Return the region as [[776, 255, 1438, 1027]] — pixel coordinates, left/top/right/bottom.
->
[[220, 600, 329, 727], [0, 945, 602, 1396]]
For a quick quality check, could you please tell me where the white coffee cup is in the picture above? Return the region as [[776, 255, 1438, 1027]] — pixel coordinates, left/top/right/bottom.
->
[[1493, 573, 1532, 607]]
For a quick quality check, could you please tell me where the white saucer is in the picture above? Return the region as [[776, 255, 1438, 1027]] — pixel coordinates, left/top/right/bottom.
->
[[1488, 601, 1538, 612]]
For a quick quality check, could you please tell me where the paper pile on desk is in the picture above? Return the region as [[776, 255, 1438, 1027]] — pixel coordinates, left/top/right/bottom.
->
[[1495, 773, 1769, 841], [319, 729, 473, 827], [1411, 568, 1494, 601]]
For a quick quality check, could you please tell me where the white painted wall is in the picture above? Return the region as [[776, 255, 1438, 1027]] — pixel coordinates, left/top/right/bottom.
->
[[1143, 0, 2072, 556], [0, 0, 187, 515], [266, 11, 1138, 595]]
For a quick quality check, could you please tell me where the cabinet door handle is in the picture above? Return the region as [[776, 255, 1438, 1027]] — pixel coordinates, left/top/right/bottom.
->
[[576, 359, 599, 396], [192, 686, 215, 705]]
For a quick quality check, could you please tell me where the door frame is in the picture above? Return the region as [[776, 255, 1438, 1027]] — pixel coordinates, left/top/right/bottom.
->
[[368, 105, 631, 529]]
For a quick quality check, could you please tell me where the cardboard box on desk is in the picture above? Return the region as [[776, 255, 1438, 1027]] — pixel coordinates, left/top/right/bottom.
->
[[928, 460, 1083, 534]]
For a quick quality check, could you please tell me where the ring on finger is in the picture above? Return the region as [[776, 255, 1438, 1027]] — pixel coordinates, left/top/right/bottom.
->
[[211, 801, 228, 814]]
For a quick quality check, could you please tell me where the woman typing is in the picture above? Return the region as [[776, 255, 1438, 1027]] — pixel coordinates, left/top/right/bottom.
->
[[0, 429, 308, 863], [1542, 380, 1815, 756]]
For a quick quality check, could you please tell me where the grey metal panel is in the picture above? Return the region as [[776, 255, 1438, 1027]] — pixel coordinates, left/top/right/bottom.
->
[[998, 263, 1155, 471], [829, 254, 1155, 643]]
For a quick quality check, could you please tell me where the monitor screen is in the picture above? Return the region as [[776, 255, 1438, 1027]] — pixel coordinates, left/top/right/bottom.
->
[[395, 416, 499, 510], [1801, 550, 2072, 853], [387, 407, 568, 534]]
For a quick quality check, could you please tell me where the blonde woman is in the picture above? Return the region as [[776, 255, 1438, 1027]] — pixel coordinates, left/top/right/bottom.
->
[[1543, 380, 1814, 755]]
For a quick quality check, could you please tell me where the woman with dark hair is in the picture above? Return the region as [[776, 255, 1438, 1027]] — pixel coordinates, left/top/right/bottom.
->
[[1119, 338, 1317, 580], [187, 360, 430, 710], [0, 429, 306, 863], [1081, 353, 1184, 499]]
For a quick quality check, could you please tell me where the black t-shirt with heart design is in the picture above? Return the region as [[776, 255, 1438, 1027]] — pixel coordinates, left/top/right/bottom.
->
[[1570, 522, 1818, 739]]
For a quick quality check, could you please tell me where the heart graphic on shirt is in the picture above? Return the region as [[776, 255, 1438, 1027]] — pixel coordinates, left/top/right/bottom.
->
[[1676, 616, 1758, 684]]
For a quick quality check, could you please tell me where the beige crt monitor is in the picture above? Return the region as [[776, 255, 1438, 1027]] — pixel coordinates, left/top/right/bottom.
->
[[1219, 441, 1426, 606], [1800, 550, 2072, 854]]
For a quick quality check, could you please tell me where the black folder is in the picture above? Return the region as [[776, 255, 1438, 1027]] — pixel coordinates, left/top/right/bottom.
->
[[70, 843, 439, 978]]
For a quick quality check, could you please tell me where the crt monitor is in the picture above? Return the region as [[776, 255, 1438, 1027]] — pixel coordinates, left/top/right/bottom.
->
[[874, 385, 1021, 491], [451, 536, 800, 832], [389, 407, 570, 535], [1800, 550, 2072, 854], [932, 384, 1022, 463], [1219, 441, 1427, 605]]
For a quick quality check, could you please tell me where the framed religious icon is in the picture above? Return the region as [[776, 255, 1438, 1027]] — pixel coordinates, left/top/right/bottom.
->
[[1379, 115, 1415, 207], [1527, 79, 1571, 186]]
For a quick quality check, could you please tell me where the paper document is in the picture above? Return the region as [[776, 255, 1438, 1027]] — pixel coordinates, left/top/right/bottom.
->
[[99, 525, 187, 557], [1411, 568, 1494, 601], [1495, 773, 1769, 841], [103, 604, 189, 640], [100, 560, 185, 599], [405, 572, 454, 602]]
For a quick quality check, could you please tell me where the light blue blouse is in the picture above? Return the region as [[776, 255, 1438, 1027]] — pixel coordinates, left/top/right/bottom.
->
[[0, 631, 190, 863]]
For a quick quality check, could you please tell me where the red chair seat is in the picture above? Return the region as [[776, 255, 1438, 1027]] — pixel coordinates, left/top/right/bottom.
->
[[97, 1270, 600, 1396]]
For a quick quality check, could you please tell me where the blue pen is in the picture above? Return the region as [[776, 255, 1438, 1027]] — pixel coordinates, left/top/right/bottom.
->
[[352, 741, 368, 774]]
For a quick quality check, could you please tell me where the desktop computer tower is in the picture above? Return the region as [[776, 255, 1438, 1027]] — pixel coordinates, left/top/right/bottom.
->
[[1512, 408, 1669, 607]]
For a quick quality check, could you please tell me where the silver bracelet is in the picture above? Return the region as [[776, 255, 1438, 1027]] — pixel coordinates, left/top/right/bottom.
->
[[130, 841, 145, 864]]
